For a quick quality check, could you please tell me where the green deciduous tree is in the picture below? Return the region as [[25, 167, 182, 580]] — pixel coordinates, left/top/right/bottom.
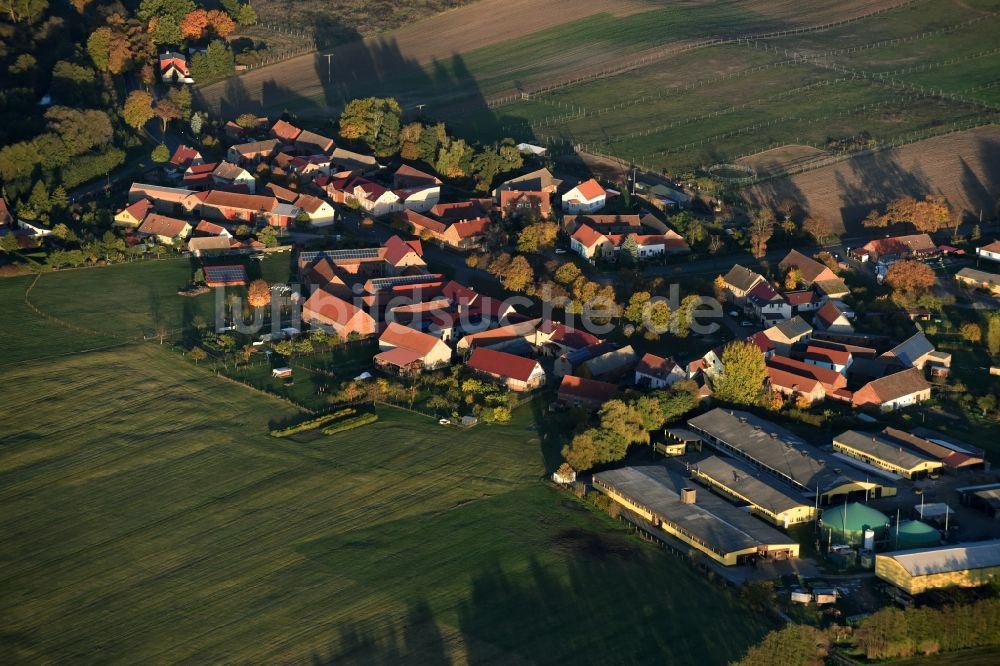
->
[[501, 255, 534, 292], [988, 313, 1000, 357], [151, 143, 170, 163], [516, 222, 558, 254], [338, 97, 402, 157], [86, 27, 111, 71], [714, 340, 767, 406], [123, 90, 154, 132], [554, 262, 581, 285], [733, 624, 829, 666]]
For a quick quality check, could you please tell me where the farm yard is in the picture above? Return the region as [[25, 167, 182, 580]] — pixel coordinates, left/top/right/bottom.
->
[[0, 267, 772, 663]]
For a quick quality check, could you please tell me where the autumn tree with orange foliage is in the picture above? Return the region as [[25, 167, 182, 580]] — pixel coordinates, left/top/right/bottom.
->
[[886, 260, 935, 295], [180, 9, 235, 40], [247, 279, 271, 308], [862, 195, 952, 233]]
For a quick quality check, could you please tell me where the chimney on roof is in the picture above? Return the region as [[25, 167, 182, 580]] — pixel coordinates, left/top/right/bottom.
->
[[680, 487, 697, 504]]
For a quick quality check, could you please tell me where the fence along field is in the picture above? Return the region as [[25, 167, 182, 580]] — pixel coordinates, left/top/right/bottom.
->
[[0, 261, 773, 663], [465, 0, 999, 176], [199, 0, 911, 116]]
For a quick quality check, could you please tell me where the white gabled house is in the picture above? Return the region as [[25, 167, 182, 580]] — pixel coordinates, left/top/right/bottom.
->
[[561, 178, 607, 214]]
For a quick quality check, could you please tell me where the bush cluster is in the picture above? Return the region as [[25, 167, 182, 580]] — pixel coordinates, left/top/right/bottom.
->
[[270, 407, 357, 437]]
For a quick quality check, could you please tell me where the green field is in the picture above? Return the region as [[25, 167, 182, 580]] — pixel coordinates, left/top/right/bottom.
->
[[0, 265, 772, 663], [441, 0, 1000, 174]]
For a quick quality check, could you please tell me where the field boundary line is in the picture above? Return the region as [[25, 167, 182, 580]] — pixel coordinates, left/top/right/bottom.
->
[[483, 0, 918, 110]]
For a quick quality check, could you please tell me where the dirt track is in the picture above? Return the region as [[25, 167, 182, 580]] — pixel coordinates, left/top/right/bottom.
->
[[743, 126, 1000, 233], [199, 0, 911, 117]]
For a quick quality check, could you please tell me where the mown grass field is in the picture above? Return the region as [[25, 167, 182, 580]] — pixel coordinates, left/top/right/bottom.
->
[[0, 265, 772, 663]]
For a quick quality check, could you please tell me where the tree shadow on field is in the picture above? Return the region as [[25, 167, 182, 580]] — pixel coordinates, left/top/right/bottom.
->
[[309, 599, 450, 666], [963, 136, 1000, 226], [834, 149, 933, 236]]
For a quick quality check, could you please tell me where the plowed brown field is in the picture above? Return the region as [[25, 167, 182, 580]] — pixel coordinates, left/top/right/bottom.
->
[[743, 126, 1000, 233]]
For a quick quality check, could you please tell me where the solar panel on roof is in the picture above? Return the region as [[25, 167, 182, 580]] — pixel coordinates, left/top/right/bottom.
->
[[299, 248, 381, 264], [369, 274, 440, 290], [204, 265, 247, 283], [326, 247, 381, 261]]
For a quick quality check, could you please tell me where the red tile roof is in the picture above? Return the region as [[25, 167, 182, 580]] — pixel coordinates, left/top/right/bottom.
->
[[375, 346, 423, 368], [430, 200, 493, 221], [635, 352, 677, 379], [571, 224, 607, 249], [558, 375, 618, 403], [403, 209, 447, 235], [200, 190, 278, 212], [549, 323, 601, 350], [779, 249, 837, 284], [802, 344, 851, 366], [572, 178, 606, 201], [170, 144, 201, 167], [138, 213, 190, 238], [450, 218, 490, 238], [195, 220, 227, 236], [815, 300, 846, 328], [858, 367, 930, 403], [302, 288, 366, 326], [382, 235, 424, 265], [768, 355, 844, 388], [767, 366, 822, 395], [394, 164, 441, 187], [785, 290, 817, 306], [263, 182, 299, 203], [294, 193, 327, 214], [121, 198, 154, 222], [271, 119, 302, 143], [379, 322, 442, 356], [746, 331, 776, 355], [466, 347, 540, 382]]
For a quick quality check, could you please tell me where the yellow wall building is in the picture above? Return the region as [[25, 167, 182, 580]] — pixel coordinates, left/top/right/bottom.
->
[[833, 430, 944, 479], [691, 455, 818, 528], [594, 466, 800, 567], [875, 540, 1000, 594]]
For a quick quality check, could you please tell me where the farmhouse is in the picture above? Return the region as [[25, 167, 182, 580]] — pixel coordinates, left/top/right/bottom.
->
[[691, 455, 819, 527], [562, 214, 641, 235], [187, 235, 234, 256], [328, 147, 379, 175], [211, 162, 256, 193], [593, 465, 800, 566], [745, 281, 791, 325], [634, 353, 685, 389], [537, 322, 601, 357], [976, 240, 1000, 263], [582, 345, 638, 381], [431, 200, 493, 221], [875, 540, 1000, 594], [169, 144, 203, 171], [557, 375, 619, 409], [465, 348, 545, 391], [136, 213, 191, 244], [128, 183, 198, 216], [159, 51, 189, 82], [499, 190, 550, 220], [722, 265, 765, 304], [294, 194, 336, 226], [762, 316, 812, 354], [456, 319, 542, 353], [114, 199, 154, 226], [814, 300, 853, 333], [765, 365, 825, 405], [779, 249, 837, 286], [293, 129, 335, 155], [270, 119, 302, 143], [880, 332, 950, 370], [832, 430, 944, 479], [227, 138, 280, 165], [493, 168, 562, 198], [955, 267, 1000, 295], [196, 190, 300, 228], [376, 322, 451, 373], [687, 408, 893, 504], [851, 234, 938, 264], [852, 367, 931, 412], [799, 344, 852, 374], [182, 163, 217, 188], [302, 288, 377, 339], [561, 178, 607, 214]]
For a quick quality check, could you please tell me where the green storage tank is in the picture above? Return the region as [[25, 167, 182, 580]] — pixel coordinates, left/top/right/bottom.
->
[[892, 520, 940, 549], [824, 502, 889, 547]]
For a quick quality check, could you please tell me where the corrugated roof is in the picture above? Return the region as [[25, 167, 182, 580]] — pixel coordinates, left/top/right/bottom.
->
[[880, 539, 1000, 576], [834, 430, 939, 470]]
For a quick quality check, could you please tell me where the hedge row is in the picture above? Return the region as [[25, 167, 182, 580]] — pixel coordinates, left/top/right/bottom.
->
[[321, 413, 379, 435], [270, 407, 356, 437]]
